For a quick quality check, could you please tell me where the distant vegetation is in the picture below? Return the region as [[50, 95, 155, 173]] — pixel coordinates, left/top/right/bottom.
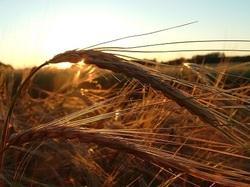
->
[[163, 52, 250, 65]]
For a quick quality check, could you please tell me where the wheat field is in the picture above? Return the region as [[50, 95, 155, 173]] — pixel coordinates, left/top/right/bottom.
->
[[0, 32, 250, 186]]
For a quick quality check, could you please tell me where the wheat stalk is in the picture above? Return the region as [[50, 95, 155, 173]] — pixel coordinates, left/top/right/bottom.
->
[[48, 49, 245, 145]]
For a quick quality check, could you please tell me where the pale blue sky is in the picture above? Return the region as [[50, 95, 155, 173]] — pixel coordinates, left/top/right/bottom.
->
[[0, 0, 250, 68]]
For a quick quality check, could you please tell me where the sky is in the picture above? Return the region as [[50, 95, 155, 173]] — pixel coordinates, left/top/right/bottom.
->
[[0, 0, 250, 68]]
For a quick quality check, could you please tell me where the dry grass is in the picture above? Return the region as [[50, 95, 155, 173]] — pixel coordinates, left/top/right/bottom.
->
[[0, 47, 249, 186]]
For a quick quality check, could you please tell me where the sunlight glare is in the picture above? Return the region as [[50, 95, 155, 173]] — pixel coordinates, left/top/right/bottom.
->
[[53, 62, 72, 69]]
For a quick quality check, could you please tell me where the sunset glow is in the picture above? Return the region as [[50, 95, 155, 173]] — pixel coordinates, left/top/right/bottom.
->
[[1, 0, 250, 68], [52, 62, 73, 69]]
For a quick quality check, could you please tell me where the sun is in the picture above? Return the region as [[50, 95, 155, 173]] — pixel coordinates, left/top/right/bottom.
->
[[49, 60, 86, 69], [48, 62, 72, 69], [55, 62, 73, 69]]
